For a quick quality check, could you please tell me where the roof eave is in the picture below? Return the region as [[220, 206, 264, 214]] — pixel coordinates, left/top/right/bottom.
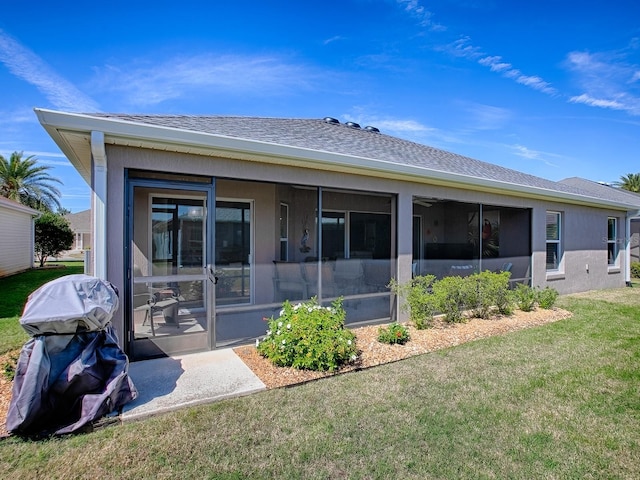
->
[[34, 108, 638, 212]]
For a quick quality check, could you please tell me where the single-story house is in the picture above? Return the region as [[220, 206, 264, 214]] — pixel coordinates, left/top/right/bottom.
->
[[0, 196, 40, 278], [35, 109, 640, 361], [61, 209, 91, 260]]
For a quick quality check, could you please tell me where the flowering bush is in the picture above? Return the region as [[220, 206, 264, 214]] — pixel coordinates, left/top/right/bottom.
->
[[377, 322, 410, 345], [256, 297, 357, 371]]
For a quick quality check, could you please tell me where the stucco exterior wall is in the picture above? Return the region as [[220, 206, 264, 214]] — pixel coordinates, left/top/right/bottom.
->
[[0, 202, 35, 277], [102, 145, 631, 342], [530, 202, 627, 294], [631, 218, 640, 264]]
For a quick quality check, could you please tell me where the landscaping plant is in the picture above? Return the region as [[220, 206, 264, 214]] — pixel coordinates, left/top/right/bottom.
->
[[463, 270, 511, 319], [537, 286, 559, 309], [514, 283, 537, 312], [388, 275, 437, 329], [431, 275, 468, 323], [377, 322, 410, 345], [256, 297, 357, 371]]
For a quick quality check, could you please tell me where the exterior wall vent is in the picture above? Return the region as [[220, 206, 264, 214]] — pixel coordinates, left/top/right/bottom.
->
[[364, 126, 380, 133], [345, 121, 361, 129], [323, 117, 340, 125]]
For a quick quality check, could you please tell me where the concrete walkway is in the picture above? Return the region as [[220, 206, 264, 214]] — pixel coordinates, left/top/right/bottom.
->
[[121, 349, 266, 421]]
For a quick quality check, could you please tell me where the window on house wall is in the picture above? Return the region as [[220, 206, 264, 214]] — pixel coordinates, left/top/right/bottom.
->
[[608, 217, 618, 266], [280, 203, 289, 261], [321, 211, 346, 258], [546, 211, 562, 270]]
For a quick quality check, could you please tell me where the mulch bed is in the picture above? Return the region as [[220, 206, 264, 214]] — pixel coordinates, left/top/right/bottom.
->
[[0, 307, 572, 437], [233, 307, 573, 389]]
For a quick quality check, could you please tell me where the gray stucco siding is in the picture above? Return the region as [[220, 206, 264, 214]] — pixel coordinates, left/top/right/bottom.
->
[[103, 145, 630, 342]]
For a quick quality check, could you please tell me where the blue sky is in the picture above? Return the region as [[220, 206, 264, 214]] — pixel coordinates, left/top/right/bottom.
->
[[1, 1, 639, 212]]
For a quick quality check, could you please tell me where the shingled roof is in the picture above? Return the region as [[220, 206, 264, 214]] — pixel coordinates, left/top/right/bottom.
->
[[36, 110, 640, 211]]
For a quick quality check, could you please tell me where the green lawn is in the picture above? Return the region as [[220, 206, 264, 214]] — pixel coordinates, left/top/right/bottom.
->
[[0, 265, 84, 354], [1, 285, 639, 478]]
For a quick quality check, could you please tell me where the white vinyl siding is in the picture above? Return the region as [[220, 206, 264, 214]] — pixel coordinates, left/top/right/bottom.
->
[[0, 204, 35, 277]]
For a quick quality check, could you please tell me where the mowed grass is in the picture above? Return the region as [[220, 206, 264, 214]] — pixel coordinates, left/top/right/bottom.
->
[[0, 265, 84, 354], [1, 287, 639, 479]]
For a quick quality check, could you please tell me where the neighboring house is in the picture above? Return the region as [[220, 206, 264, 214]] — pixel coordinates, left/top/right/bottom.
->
[[61, 209, 91, 259], [0, 196, 39, 278], [36, 109, 640, 361]]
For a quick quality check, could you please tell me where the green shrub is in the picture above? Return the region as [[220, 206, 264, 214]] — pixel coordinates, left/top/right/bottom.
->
[[377, 322, 410, 345], [514, 283, 537, 312], [432, 276, 467, 323], [631, 262, 640, 279], [463, 271, 511, 319], [495, 279, 515, 315], [256, 297, 357, 371], [388, 275, 437, 329], [537, 286, 559, 309]]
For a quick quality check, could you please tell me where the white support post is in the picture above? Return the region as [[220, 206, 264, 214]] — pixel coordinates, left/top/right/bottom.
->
[[91, 131, 108, 280]]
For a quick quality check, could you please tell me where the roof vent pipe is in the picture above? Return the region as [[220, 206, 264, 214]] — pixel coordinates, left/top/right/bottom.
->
[[345, 121, 361, 129], [364, 126, 380, 133], [323, 117, 340, 125]]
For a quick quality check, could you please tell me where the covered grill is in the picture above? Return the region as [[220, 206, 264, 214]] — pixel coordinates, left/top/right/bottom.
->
[[6, 274, 137, 435]]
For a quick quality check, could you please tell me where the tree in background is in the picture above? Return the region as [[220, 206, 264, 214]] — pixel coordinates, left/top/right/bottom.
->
[[614, 173, 640, 193], [0, 151, 62, 212], [34, 212, 74, 267]]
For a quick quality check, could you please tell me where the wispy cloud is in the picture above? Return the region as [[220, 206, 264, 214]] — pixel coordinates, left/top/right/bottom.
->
[[396, 0, 444, 30], [91, 54, 323, 107], [509, 144, 559, 168], [0, 29, 99, 112], [446, 38, 558, 96], [323, 35, 346, 45], [565, 49, 640, 115], [396, 2, 558, 97], [461, 102, 512, 131]]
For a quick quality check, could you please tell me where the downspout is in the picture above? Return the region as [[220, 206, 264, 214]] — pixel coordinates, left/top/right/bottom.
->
[[91, 131, 107, 280], [31, 210, 40, 269], [625, 210, 640, 287]]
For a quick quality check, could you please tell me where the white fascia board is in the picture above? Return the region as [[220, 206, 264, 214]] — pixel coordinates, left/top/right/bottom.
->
[[35, 108, 638, 212], [0, 196, 40, 216]]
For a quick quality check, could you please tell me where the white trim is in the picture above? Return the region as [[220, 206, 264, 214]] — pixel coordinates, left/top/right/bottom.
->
[[545, 210, 563, 273], [607, 217, 619, 268], [91, 130, 107, 279]]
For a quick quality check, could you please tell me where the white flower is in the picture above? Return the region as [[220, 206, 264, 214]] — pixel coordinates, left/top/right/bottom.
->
[[287, 323, 291, 329], [308, 307, 313, 312], [347, 339, 352, 345], [282, 339, 286, 345], [279, 309, 285, 316], [255, 338, 260, 347], [276, 330, 281, 335], [266, 330, 272, 336], [278, 321, 283, 327], [351, 354, 357, 361]]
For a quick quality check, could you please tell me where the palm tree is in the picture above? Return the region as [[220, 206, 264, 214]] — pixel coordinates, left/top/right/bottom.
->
[[614, 173, 640, 193], [0, 151, 62, 211]]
